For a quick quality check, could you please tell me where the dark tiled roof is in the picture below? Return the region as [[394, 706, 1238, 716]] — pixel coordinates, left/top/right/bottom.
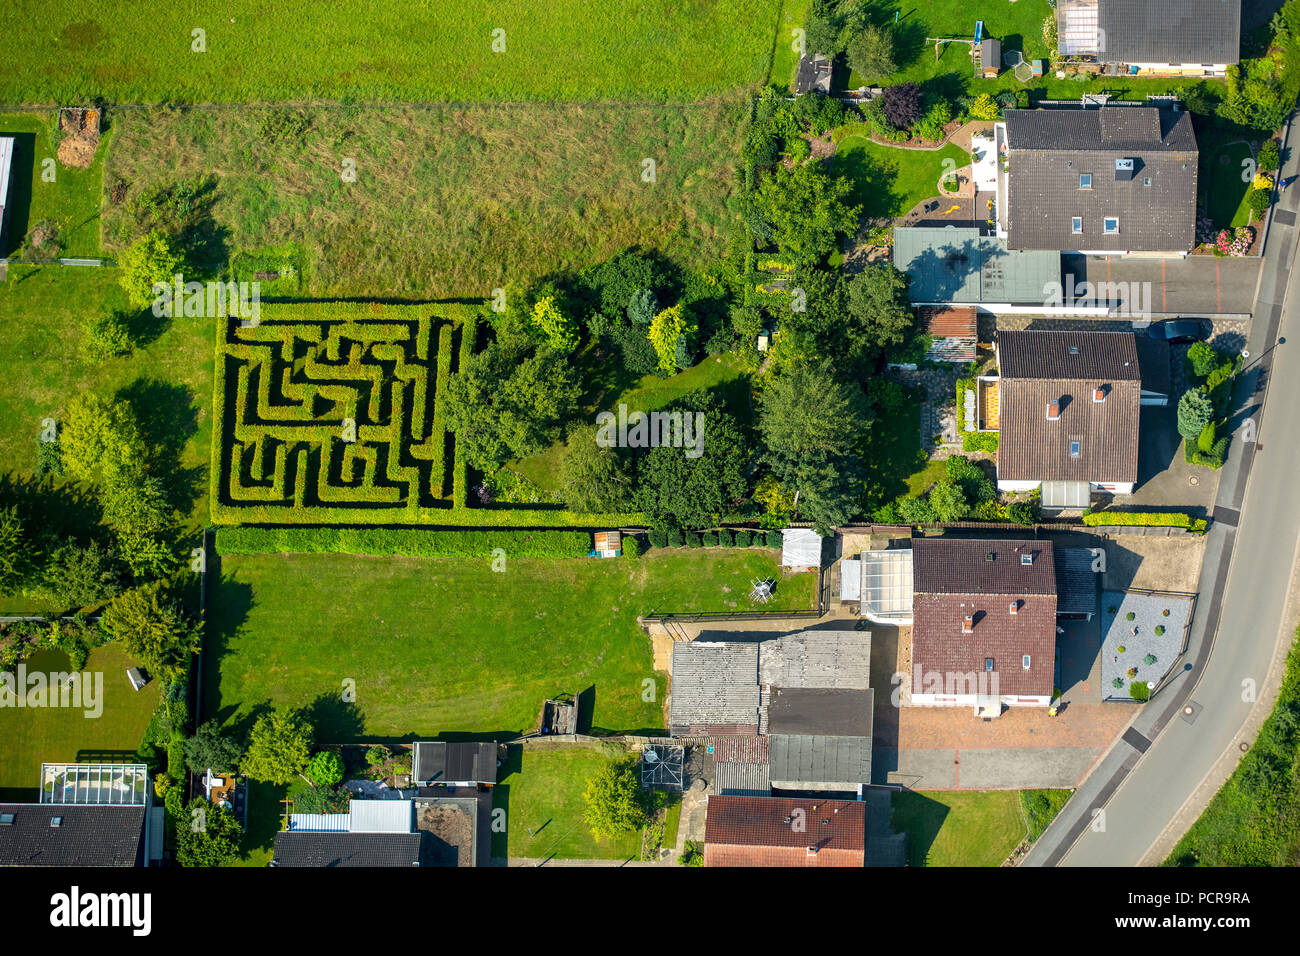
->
[[705, 795, 865, 867], [272, 832, 422, 867], [413, 742, 497, 785], [0, 804, 146, 867], [999, 329, 1142, 380], [1055, 547, 1100, 617], [767, 687, 873, 737], [1004, 106, 1197, 252], [997, 331, 1142, 483], [768, 734, 872, 788], [911, 592, 1058, 697], [1099, 0, 1241, 66], [912, 537, 1057, 596]]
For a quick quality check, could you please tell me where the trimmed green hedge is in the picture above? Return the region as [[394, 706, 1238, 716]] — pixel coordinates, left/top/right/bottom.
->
[[215, 527, 593, 557], [1082, 510, 1208, 534]]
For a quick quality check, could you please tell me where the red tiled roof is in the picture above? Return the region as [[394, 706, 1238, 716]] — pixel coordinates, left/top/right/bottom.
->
[[704, 795, 865, 867], [912, 538, 1056, 596]]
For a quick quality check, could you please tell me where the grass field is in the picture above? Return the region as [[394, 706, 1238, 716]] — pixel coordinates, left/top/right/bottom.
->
[[0, 112, 108, 258], [1199, 125, 1258, 230], [0, 267, 213, 538], [204, 549, 815, 740], [102, 104, 746, 298], [860, 391, 935, 513], [492, 743, 643, 860], [769, 0, 811, 94], [833, 136, 968, 219], [0, 1, 782, 104], [891, 788, 1025, 866], [0, 646, 161, 800]]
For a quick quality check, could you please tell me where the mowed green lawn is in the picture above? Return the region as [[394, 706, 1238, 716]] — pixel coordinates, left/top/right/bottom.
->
[[891, 789, 1026, 866], [493, 743, 642, 860], [205, 549, 815, 740], [0, 646, 161, 800], [1199, 127, 1257, 230], [833, 136, 968, 219], [0, 1, 781, 104], [0, 112, 108, 258]]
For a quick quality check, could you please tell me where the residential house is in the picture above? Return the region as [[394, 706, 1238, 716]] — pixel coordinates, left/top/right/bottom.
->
[[704, 795, 867, 866], [909, 537, 1058, 712], [1000, 104, 1198, 256], [275, 794, 485, 867], [0, 763, 154, 867], [1057, 0, 1240, 76], [995, 330, 1142, 507], [892, 226, 1061, 309]]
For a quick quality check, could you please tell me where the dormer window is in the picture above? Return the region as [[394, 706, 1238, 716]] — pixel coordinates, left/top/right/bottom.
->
[[1009, 600, 1019, 616], [1093, 385, 1107, 403], [962, 615, 974, 634], [1079, 174, 1092, 189], [1046, 400, 1060, 421]]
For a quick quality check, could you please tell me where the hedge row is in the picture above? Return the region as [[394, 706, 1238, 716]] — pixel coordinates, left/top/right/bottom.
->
[[1081, 510, 1208, 533], [647, 528, 782, 549], [452, 310, 477, 509], [215, 527, 593, 558], [429, 322, 454, 496]]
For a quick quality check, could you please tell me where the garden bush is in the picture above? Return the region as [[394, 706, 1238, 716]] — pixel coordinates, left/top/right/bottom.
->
[[648, 528, 668, 549], [1130, 681, 1150, 702], [1081, 510, 1207, 533], [686, 532, 701, 548], [623, 537, 641, 558], [701, 531, 719, 548], [734, 530, 752, 547], [765, 530, 782, 549], [717, 528, 735, 547], [667, 529, 685, 548]]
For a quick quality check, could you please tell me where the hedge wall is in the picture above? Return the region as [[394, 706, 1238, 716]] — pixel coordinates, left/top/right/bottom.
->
[[1081, 510, 1208, 533], [215, 527, 593, 558]]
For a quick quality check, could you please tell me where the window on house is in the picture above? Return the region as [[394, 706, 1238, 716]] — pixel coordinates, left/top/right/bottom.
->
[[1079, 173, 1092, 189], [1022, 655, 1032, 669], [1104, 217, 1120, 234], [985, 658, 995, 672], [1070, 440, 1081, 458], [1071, 216, 1083, 234], [1143, 177, 1152, 187]]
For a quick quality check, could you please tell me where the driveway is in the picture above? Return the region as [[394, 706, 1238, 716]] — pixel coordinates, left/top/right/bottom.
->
[[1123, 405, 1220, 515], [869, 624, 1136, 790]]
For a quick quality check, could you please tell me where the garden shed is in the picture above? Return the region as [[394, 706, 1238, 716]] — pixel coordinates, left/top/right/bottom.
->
[[781, 528, 823, 570]]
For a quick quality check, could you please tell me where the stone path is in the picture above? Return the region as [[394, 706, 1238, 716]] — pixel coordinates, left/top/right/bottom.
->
[[889, 366, 965, 458]]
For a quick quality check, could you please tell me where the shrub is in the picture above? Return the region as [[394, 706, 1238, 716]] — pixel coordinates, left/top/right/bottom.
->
[[1177, 388, 1214, 440], [765, 530, 783, 549], [1186, 341, 1219, 378], [734, 530, 752, 547], [1117, 645, 1127, 653], [306, 750, 345, 788], [1258, 139, 1281, 172], [701, 531, 719, 548], [80, 310, 134, 362], [1247, 187, 1272, 216], [1126, 612, 1136, 621], [898, 495, 937, 524], [1130, 681, 1150, 702], [686, 532, 701, 548], [717, 528, 735, 547], [912, 100, 953, 142], [881, 83, 922, 130], [1112, 677, 1124, 689], [648, 528, 668, 549], [969, 93, 1001, 121], [962, 431, 999, 453], [622, 536, 641, 558], [1127, 667, 1139, 678], [1081, 510, 1206, 533], [667, 529, 685, 548], [1144, 653, 1159, 665]]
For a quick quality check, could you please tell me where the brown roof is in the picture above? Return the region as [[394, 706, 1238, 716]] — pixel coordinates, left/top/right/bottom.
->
[[996, 331, 1141, 484], [704, 796, 865, 867], [921, 306, 978, 362], [912, 537, 1057, 596], [911, 592, 1057, 697]]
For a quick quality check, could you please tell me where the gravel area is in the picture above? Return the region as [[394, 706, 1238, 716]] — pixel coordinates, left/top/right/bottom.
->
[[1100, 591, 1191, 701]]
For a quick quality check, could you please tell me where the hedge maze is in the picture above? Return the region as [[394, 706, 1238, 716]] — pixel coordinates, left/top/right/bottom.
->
[[211, 302, 480, 524]]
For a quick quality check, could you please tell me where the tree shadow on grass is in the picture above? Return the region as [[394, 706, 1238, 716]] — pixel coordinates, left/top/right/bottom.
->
[[114, 378, 203, 515], [0, 473, 105, 546], [832, 142, 904, 219]]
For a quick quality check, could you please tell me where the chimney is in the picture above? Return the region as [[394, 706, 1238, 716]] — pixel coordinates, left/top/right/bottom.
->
[[1009, 600, 1019, 616], [1046, 400, 1061, 420], [962, 614, 975, 634], [1093, 385, 1107, 403]]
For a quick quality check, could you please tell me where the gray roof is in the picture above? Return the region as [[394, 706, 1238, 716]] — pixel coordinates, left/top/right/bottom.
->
[[767, 687, 874, 738], [1004, 106, 1198, 253], [893, 227, 1061, 304], [714, 761, 771, 797], [669, 641, 761, 735], [997, 330, 1142, 483], [758, 630, 871, 689], [1099, 0, 1241, 66], [0, 804, 146, 867], [272, 831, 422, 867], [768, 734, 872, 790], [1055, 547, 1100, 616]]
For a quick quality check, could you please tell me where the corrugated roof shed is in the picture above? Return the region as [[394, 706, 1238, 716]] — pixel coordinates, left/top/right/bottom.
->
[[758, 630, 871, 689], [997, 330, 1142, 484], [1055, 547, 1100, 617], [348, 799, 414, 833], [893, 227, 1061, 304], [1003, 106, 1198, 253], [669, 641, 761, 735], [714, 761, 771, 797], [921, 306, 978, 363], [781, 528, 823, 568], [1099, 0, 1241, 66], [710, 736, 769, 764], [288, 813, 350, 832]]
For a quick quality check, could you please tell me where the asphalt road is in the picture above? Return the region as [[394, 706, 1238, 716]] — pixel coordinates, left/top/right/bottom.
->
[[1023, 115, 1300, 867]]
